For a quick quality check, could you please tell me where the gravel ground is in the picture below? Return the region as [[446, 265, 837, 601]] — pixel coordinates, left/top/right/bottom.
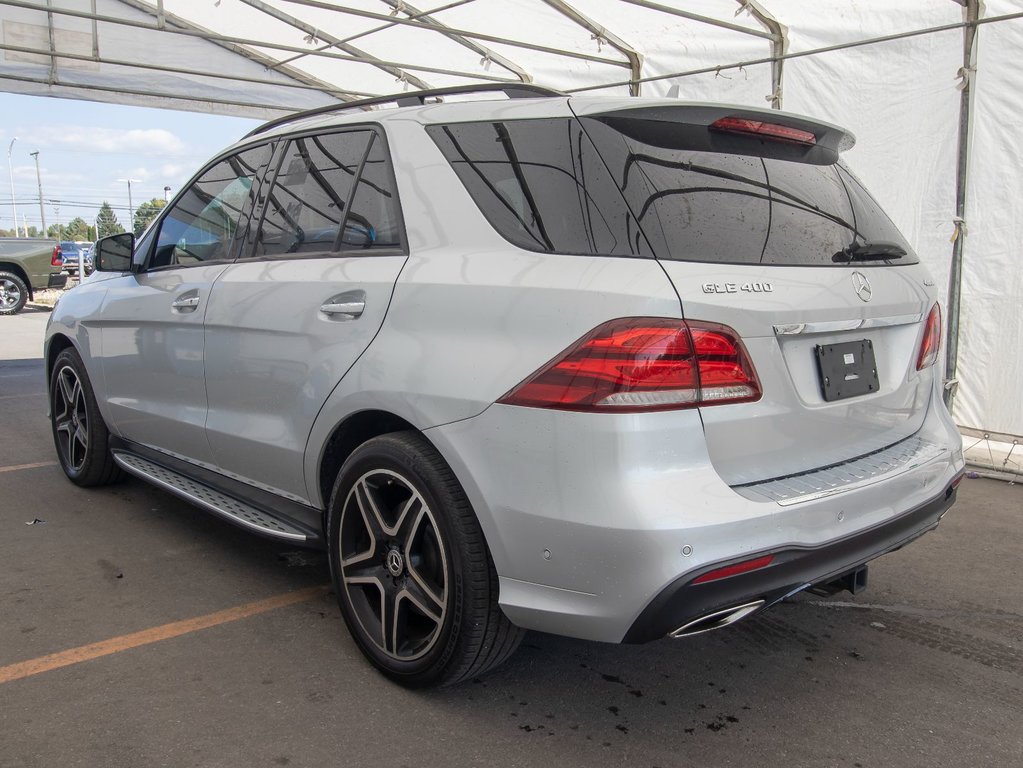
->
[[30, 285, 72, 308]]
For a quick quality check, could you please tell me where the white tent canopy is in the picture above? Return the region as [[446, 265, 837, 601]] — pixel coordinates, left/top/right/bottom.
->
[[2, 0, 1021, 455]]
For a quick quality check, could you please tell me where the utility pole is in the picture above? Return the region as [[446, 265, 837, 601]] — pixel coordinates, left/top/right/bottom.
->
[[118, 178, 139, 232], [29, 151, 46, 237], [7, 137, 18, 236]]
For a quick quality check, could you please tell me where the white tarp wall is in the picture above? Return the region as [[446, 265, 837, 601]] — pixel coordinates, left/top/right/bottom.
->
[[956, 0, 1023, 443], [1, 0, 1020, 446]]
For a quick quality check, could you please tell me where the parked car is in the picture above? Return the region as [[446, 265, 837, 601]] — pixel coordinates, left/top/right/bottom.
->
[[44, 85, 965, 687], [58, 240, 92, 276], [0, 237, 66, 314]]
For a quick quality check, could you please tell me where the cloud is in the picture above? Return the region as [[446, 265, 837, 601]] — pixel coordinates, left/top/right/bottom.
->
[[34, 126, 188, 156], [11, 164, 85, 186], [160, 163, 187, 178]]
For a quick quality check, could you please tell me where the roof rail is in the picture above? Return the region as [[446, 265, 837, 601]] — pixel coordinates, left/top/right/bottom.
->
[[244, 83, 565, 139]]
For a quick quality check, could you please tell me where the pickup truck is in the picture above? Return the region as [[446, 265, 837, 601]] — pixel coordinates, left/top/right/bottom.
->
[[0, 238, 68, 315]]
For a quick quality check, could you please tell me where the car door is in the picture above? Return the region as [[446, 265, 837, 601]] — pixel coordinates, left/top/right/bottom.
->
[[98, 143, 273, 464], [203, 128, 407, 501]]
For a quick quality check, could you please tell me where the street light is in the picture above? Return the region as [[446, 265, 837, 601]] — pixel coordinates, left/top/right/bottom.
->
[[117, 178, 140, 232], [29, 151, 46, 237], [7, 137, 18, 236]]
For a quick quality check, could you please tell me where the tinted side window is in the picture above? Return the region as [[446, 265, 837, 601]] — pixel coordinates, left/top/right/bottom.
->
[[427, 119, 650, 257], [255, 131, 371, 257], [340, 133, 402, 251], [151, 145, 271, 268]]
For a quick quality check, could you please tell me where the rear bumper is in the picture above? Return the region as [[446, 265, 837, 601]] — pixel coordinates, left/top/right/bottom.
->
[[622, 482, 957, 642], [427, 380, 965, 644], [47, 272, 68, 289]]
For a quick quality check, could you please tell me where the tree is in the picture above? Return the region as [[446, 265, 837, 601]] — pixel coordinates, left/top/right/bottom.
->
[[64, 217, 93, 241], [133, 198, 167, 236], [96, 202, 124, 239]]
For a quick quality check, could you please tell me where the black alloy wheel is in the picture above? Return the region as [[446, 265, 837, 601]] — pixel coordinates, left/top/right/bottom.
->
[[49, 347, 123, 486], [328, 432, 523, 687]]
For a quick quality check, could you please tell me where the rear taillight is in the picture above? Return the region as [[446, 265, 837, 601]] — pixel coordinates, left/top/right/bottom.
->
[[497, 317, 761, 413], [916, 303, 942, 370], [51, 245, 62, 267], [710, 116, 817, 146]]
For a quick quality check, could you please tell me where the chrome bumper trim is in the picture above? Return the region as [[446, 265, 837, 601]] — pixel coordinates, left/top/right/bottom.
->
[[732, 436, 948, 506]]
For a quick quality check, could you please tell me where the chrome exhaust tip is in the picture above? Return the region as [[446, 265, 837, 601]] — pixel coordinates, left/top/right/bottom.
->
[[668, 599, 765, 638]]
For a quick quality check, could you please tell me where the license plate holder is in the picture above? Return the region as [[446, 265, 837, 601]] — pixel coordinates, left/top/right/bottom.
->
[[814, 339, 879, 402]]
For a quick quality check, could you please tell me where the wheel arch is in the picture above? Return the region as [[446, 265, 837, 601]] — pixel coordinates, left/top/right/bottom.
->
[[45, 332, 76, 383], [316, 409, 419, 524]]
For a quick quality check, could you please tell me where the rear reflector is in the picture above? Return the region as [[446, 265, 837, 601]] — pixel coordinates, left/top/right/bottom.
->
[[497, 317, 761, 413], [916, 303, 942, 370], [692, 554, 775, 585], [710, 116, 817, 146]]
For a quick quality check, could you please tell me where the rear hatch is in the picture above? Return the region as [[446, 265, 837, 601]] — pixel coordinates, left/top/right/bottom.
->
[[576, 103, 937, 484]]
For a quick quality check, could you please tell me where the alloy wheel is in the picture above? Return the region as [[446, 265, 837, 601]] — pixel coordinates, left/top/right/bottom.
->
[[339, 469, 449, 661], [53, 365, 89, 472], [0, 278, 22, 310]]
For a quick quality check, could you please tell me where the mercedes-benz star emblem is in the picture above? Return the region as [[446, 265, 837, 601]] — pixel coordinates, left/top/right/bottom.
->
[[851, 271, 872, 302], [386, 549, 404, 577]]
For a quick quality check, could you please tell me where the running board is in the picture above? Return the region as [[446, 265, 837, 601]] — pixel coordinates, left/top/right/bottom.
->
[[112, 451, 310, 542]]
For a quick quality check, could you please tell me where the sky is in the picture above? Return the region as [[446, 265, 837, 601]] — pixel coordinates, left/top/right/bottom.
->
[[1, 92, 261, 235]]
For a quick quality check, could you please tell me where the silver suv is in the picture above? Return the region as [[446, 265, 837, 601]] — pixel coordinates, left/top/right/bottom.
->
[[45, 85, 965, 687]]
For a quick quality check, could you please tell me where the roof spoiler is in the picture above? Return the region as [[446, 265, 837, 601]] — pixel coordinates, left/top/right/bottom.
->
[[572, 100, 855, 157]]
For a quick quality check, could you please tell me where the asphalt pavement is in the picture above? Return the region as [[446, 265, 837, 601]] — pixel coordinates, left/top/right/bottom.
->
[[1, 306, 1021, 768]]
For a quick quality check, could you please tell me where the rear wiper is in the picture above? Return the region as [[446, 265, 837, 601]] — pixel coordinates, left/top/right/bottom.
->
[[833, 241, 907, 263]]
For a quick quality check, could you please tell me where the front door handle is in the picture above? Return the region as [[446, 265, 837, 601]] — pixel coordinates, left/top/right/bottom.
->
[[171, 292, 201, 311], [320, 290, 366, 320]]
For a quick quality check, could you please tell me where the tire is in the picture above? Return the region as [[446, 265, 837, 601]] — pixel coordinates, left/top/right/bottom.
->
[[327, 431, 523, 688], [49, 347, 124, 487], [0, 271, 28, 315]]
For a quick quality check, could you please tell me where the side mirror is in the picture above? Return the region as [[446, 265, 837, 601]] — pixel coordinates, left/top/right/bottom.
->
[[94, 233, 136, 273]]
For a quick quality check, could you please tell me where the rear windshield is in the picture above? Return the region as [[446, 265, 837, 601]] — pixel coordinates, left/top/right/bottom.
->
[[581, 116, 917, 266]]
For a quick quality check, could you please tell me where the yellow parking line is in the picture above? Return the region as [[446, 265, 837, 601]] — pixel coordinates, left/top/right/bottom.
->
[[0, 585, 328, 685], [0, 461, 59, 474]]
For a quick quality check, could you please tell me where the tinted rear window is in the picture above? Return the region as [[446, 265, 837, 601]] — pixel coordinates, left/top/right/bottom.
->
[[582, 116, 916, 266], [427, 119, 651, 258]]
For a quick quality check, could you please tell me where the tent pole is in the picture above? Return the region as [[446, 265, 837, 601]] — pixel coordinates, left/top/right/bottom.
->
[[237, 0, 433, 90], [737, 0, 787, 109], [540, 0, 642, 95], [945, 0, 983, 408], [618, 0, 776, 41], [566, 10, 1022, 94]]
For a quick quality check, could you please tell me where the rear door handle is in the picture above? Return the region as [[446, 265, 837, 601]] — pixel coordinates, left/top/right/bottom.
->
[[320, 290, 366, 320], [171, 292, 201, 311]]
